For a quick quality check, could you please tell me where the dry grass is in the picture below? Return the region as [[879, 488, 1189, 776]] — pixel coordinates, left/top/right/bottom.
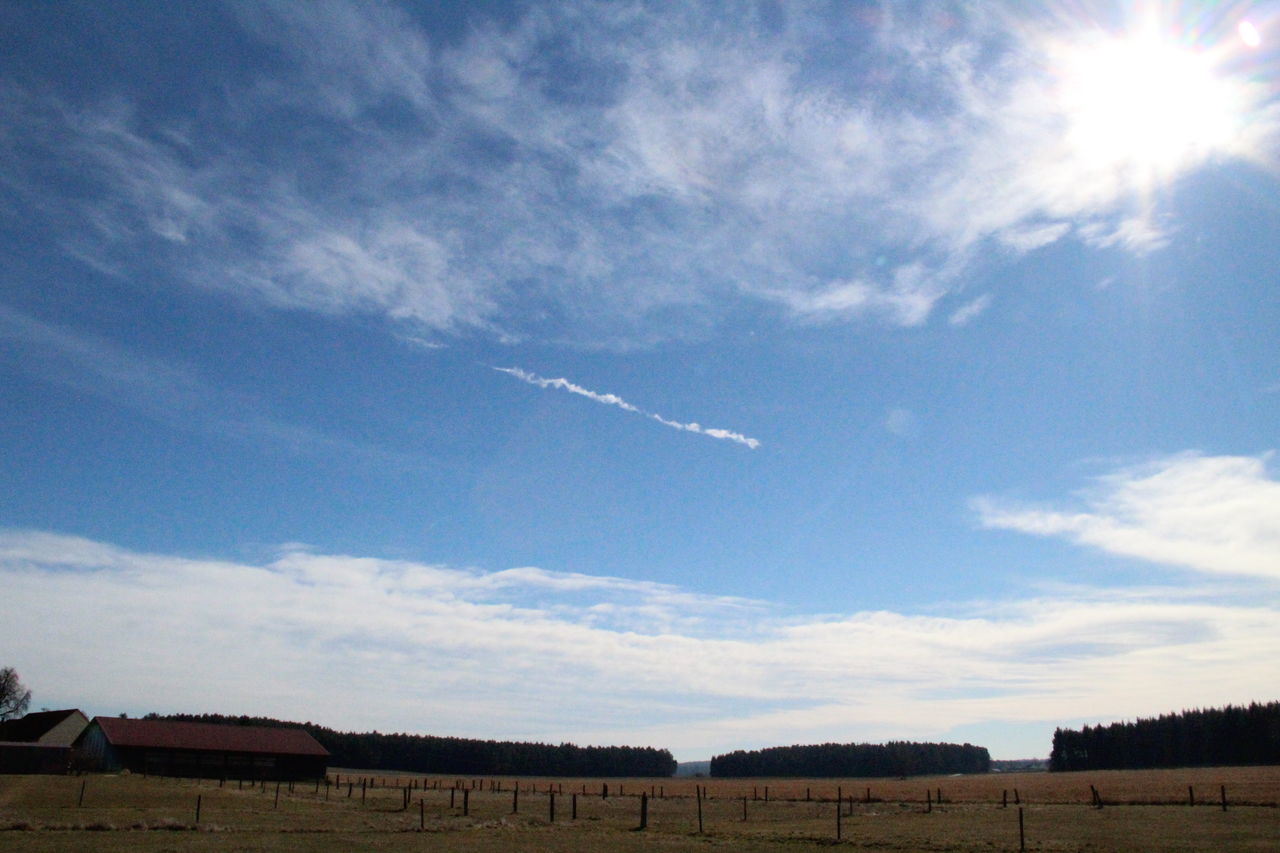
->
[[1, 767, 1277, 851]]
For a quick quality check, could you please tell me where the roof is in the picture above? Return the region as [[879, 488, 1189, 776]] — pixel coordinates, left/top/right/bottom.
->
[[0, 709, 87, 744], [89, 718, 329, 757]]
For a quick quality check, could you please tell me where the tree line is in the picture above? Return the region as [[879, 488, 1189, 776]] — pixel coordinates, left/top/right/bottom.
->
[[153, 713, 676, 777], [1050, 701, 1280, 771], [710, 741, 991, 777]]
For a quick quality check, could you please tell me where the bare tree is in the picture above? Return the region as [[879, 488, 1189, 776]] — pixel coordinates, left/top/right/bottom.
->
[[0, 667, 32, 721]]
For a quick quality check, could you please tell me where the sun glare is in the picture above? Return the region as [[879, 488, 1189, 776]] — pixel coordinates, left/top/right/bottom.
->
[[1238, 20, 1262, 49], [1053, 29, 1242, 188]]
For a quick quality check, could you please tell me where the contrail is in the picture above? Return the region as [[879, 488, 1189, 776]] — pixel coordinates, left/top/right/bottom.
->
[[494, 367, 761, 449]]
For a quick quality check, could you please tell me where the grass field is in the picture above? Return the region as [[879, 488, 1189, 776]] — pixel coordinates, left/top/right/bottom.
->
[[2, 766, 1277, 851]]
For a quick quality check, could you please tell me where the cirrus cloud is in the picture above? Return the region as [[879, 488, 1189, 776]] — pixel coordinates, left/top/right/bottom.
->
[[975, 452, 1280, 579]]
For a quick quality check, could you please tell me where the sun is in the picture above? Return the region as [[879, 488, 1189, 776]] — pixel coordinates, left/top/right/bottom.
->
[[1049, 25, 1245, 190]]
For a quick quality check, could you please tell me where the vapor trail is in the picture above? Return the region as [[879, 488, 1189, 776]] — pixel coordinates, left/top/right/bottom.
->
[[494, 367, 761, 449]]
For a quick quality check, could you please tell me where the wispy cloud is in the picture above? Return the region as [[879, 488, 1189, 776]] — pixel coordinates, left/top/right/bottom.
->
[[495, 366, 761, 449], [2, 528, 1276, 758], [0, 303, 405, 465], [948, 294, 993, 326], [975, 452, 1280, 579], [5, 3, 1272, 346]]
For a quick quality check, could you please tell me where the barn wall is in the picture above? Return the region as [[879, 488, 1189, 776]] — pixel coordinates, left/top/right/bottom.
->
[[0, 743, 71, 774]]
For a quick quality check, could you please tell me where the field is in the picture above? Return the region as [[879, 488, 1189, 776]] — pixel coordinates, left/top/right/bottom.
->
[[2, 766, 1278, 851]]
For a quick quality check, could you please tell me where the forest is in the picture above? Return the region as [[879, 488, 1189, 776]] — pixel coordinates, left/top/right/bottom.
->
[[1050, 701, 1280, 771], [153, 713, 677, 777], [709, 741, 991, 777]]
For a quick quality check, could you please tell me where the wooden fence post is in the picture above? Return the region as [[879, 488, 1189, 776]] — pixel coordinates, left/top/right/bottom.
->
[[420, 799, 425, 829], [836, 798, 842, 840], [1221, 785, 1227, 811], [275, 782, 281, 809], [742, 796, 747, 821], [195, 794, 201, 824], [463, 788, 470, 816], [696, 785, 703, 834], [572, 792, 578, 820], [1188, 785, 1194, 806], [513, 787, 518, 813], [78, 780, 87, 807], [549, 791, 555, 823], [1018, 806, 1025, 852], [926, 789, 932, 813], [638, 792, 648, 830]]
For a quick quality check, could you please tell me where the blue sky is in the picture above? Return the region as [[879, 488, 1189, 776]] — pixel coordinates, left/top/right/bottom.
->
[[2, 1, 1278, 761]]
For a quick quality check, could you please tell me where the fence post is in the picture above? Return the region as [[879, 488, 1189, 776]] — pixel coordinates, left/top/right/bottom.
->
[[275, 782, 281, 809], [549, 791, 555, 823], [463, 788, 470, 816], [513, 787, 518, 813], [78, 780, 87, 807], [1018, 806, 1025, 852], [1002, 789, 1007, 808], [836, 797, 842, 839], [572, 792, 577, 820], [696, 785, 703, 834], [638, 792, 648, 830], [926, 788, 932, 813], [195, 794, 201, 824], [742, 796, 747, 821], [1188, 785, 1194, 806], [1220, 785, 1227, 812], [420, 799, 425, 830]]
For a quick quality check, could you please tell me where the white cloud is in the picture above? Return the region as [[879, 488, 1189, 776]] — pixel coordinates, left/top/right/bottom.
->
[[7, 4, 1273, 345], [948, 294, 993, 326], [975, 452, 1280, 579], [1079, 216, 1171, 253], [997, 223, 1071, 253], [3, 529, 1277, 759], [495, 366, 761, 449]]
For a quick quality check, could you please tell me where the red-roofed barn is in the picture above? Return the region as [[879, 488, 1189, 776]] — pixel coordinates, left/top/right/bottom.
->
[[0, 709, 90, 774], [75, 717, 329, 780]]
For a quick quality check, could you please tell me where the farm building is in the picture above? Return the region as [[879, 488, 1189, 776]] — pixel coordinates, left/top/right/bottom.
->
[[75, 717, 329, 780], [0, 709, 89, 774]]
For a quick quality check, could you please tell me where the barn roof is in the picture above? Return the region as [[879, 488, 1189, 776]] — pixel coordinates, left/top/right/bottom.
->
[[0, 709, 86, 743], [90, 718, 329, 757]]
